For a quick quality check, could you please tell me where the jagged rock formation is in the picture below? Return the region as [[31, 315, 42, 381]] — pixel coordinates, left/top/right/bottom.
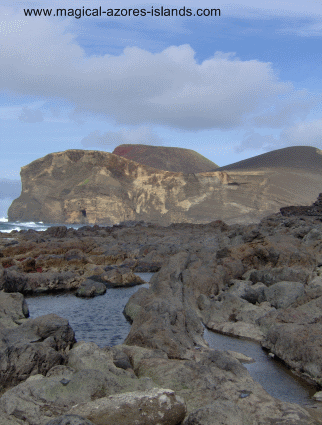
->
[[112, 144, 219, 173], [7, 148, 322, 225], [280, 193, 322, 217], [2, 197, 322, 423]]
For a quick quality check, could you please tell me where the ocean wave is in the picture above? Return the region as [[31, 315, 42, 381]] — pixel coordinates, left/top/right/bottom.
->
[[1, 227, 21, 233], [0, 217, 8, 222], [12, 221, 37, 226]]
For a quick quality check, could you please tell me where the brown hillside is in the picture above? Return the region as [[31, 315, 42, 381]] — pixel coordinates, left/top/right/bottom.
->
[[112, 144, 218, 173], [215, 146, 322, 172]]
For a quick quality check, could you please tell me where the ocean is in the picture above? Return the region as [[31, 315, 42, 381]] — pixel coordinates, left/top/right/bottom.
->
[[0, 217, 98, 233]]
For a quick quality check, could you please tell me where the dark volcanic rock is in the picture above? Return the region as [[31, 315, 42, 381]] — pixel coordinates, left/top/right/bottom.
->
[[0, 313, 76, 389], [280, 192, 322, 217], [75, 279, 106, 297], [1, 268, 82, 294], [2, 194, 322, 424]]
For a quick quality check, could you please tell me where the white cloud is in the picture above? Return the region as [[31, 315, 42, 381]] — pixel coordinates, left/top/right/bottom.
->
[[1, 5, 321, 133], [234, 131, 277, 153], [250, 90, 322, 128], [281, 119, 322, 146], [235, 118, 322, 153], [0, 7, 301, 131], [81, 126, 163, 148]]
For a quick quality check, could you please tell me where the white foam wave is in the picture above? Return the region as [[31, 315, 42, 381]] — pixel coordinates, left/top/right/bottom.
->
[[16, 221, 37, 227], [1, 227, 21, 233], [0, 217, 8, 222]]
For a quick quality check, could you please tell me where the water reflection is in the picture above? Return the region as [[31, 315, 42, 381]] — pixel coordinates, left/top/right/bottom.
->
[[204, 327, 318, 406], [25, 273, 153, 348]]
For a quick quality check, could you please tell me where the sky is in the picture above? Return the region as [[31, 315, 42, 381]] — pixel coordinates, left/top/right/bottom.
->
[[1, 0, 322, 216]]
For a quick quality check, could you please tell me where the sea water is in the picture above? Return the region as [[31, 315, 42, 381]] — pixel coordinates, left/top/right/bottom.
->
[[25, 274, 153, 347], [0, 217, 98, 233]]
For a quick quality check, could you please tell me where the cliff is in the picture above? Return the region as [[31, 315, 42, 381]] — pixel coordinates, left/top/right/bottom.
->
[[7, 149, 322, 225]]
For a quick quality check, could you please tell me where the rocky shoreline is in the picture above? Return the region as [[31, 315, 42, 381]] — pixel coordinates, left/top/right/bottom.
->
[[1, 196, 322, 424]]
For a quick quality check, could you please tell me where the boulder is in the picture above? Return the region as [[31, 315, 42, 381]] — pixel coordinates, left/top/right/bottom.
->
[[182, 400, 246, 425], [200, 294, 273, 341], [99, 268, 145, 288], [241, 282, 266, 304], [21, 257, 36, 272], [0, 290, 29, 328], [313, 391, 322, 401], [0, 369, 110, 424], [226, 279, 252, 298], [264, 281, 305, 309], [67, 341, 157, 393], [125, 252, 206, 358], [243, 267, 311, 286], [123, 286, 150, 322], [0, 342, 163, 425], [134, 261, 162, 273], [262, 320, 322, 384], [1, 269, 82, 294], [67, 388, 187, 425], [0, 314, 75, 389], [260, 297, 322, 383], [133, 348, 316, 424], [75, 279, 106, 297]]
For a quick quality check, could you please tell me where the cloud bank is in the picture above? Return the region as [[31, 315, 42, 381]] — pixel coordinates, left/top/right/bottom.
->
[[1, 7, 315, 132]]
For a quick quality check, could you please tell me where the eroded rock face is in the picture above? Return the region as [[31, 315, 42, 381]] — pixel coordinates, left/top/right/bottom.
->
[[7, 149, 322, 225], [7, 150, 232, 225], [0, 291, 29, 328], [67, 388, 187, 425], [0, 313, 76, 390]]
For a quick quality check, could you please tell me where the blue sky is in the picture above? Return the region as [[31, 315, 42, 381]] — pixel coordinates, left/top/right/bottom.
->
[[1, 0, 322, 216]]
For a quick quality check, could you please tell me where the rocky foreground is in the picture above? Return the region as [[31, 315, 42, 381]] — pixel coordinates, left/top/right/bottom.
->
[[1, 196, 322, 423]]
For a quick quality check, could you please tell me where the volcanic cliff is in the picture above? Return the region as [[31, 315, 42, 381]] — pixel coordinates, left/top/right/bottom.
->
[[8, 147, 322, 225]]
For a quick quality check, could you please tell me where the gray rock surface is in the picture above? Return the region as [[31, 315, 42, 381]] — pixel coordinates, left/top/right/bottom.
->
[[264, 281, 305, 308], [75, 279, 106, 297], [67, 388, 186, 425], [243, 267, 311, 286], [99, 268, 145, 287], [241, 282, 266, 304], [0, 313, 75, 390], [2, 195, 322, 424], [182, 400, 246, 425], [0, 290, 29, 328]]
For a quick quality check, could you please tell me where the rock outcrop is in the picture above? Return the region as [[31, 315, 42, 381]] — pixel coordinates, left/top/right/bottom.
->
[[8, 146, 322, 225], [0, 311, 75, 391], [2, 194, 322, 423], [67, 388, 186, 425]]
